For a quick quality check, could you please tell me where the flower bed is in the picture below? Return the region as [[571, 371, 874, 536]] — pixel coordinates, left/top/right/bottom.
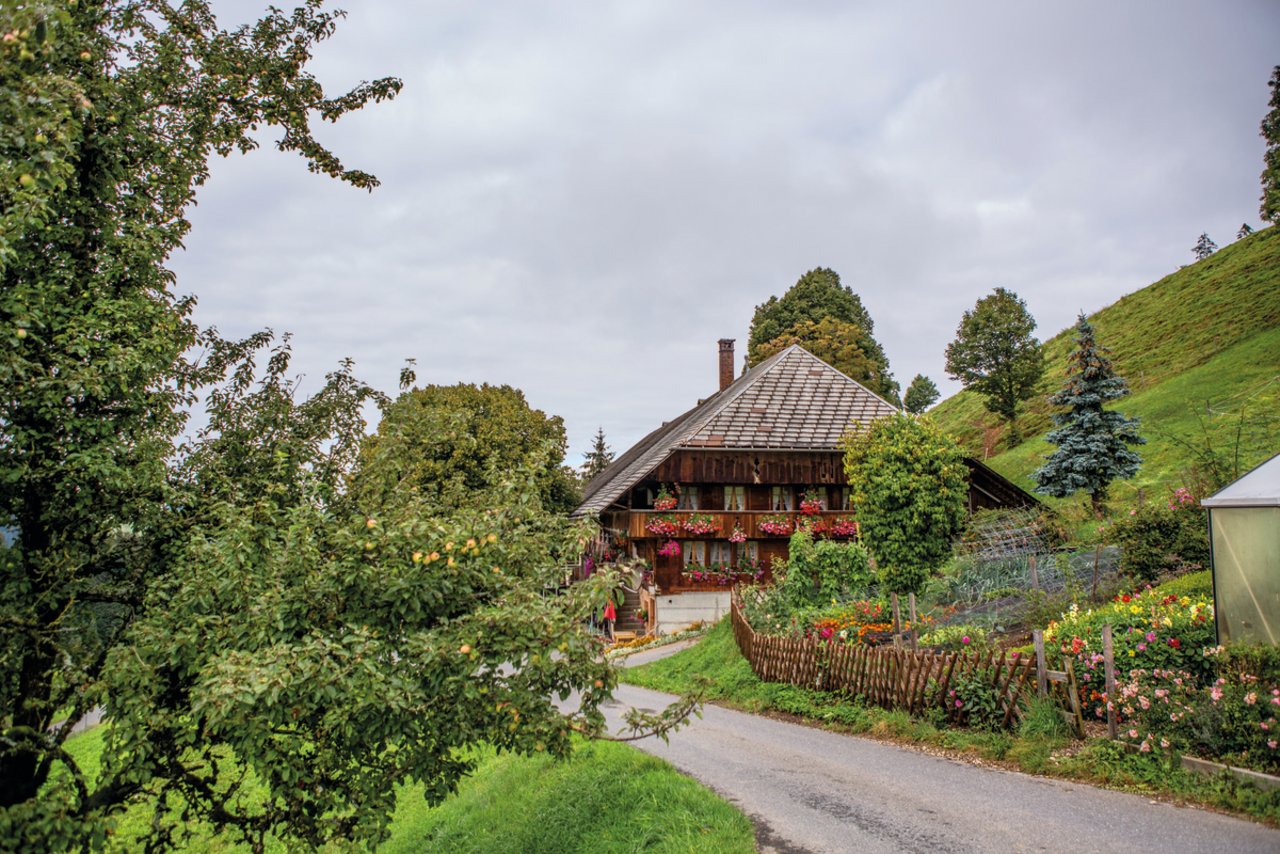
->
[[1114, 649, 1280, 775], [1044, 586, 1216, 719], [803, 601, 895, 646], [645, 514, 682, 537], [758, 513, 794, 536]]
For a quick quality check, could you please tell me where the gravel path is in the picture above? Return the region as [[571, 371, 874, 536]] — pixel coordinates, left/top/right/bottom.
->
[[605, 648, 1280, 854]]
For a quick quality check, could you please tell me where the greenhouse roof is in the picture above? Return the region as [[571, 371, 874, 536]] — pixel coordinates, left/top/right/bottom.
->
[[1202, 452, 1280, 508]]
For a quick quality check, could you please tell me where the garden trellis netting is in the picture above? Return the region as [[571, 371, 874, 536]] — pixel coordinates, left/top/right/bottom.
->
[[1202, 452, 1280, 645]]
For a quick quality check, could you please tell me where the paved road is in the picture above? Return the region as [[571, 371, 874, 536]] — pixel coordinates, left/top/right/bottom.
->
[[606, 651, 1280, 853]]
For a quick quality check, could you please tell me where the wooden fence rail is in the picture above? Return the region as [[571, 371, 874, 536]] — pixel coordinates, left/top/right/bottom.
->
[[731, 593, 1077, 731]]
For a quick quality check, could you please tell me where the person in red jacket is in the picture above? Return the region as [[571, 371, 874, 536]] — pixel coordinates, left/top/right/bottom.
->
[[602, 597, 617, 640]]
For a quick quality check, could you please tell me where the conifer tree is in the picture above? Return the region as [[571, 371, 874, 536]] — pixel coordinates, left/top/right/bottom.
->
[[1192, 233, 1218, 260], [581, 426, 615, 480], [903, 374, 940, 414], [1033, 314, 1144, 516], [1237, 223, 1254, 240]]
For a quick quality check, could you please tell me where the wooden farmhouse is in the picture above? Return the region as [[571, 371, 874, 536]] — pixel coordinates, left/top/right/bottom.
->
[[573, 340, 1036, 633]]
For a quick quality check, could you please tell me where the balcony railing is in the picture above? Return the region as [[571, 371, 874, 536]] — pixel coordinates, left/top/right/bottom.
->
[[626, 509, 856, 540]]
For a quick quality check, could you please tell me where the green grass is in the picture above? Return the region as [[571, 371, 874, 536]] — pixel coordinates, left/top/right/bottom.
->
[[623, 616, 1280, 823], [60, 728, 754, 853], [930, 225, 1280, 508]]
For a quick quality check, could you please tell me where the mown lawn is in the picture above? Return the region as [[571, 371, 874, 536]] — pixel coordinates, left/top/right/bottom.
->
[[61, 729, 754, 853]]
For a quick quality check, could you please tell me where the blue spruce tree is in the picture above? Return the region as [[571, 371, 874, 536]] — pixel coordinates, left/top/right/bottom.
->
[[1033, 314, 1143, 516]]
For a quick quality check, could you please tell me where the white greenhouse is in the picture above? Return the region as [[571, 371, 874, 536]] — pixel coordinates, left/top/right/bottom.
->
[[1202, 452, 1280, 645]]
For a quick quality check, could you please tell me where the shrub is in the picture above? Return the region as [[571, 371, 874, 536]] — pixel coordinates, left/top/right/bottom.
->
[[1045, 586, 1216, 718], [1108, 488, 1209, 582], [1114, 654, 1280, 775], [948, 667, 1007, 730]]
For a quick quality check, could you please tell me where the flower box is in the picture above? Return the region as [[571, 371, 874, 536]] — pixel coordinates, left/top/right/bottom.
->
[[758, 513, 794, 536], [645, 514, 682, 537], [799, 499, 824, 516], [682, 514, 720, 536], [829, 516, 859, 538]]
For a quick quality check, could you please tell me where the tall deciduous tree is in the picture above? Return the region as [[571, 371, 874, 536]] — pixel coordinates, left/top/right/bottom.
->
[[943, 287, 1044, 444], [1261, 65, 1280, 223], [1033, 314, 1144, 516], [903, 374, 940, 414], [842, 415, 967, 596], [1192, 233, 1218, 261], [748, 268, 898, 402], [581, 426, 615, 481], [1, 2, 400, 845], [351, 382, 581, 515]]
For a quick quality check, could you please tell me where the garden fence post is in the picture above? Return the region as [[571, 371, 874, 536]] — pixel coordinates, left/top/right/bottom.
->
[[891, 593, 902, 650], [1091, 544, 1101, 601], [1102, 623, 1117, 740], [1028, 554, 1041, 591], [908, 593, 919, 651], [1033, 629, 1048, 697]]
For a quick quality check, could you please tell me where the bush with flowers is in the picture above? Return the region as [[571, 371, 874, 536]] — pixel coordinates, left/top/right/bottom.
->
[[1108, 487, 1210, 582], [1045, 586, 1216, 719], [1114, 645, 1280, 775], [656, 539, 680, 558], [920, 623, 991, 654]]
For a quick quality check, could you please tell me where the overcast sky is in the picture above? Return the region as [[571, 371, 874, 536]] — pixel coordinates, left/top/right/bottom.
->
[[177, 1, 1279, 464]]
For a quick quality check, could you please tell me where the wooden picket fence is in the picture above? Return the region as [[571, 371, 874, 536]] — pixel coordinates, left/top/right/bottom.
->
[[731, 593, 1069, 730]]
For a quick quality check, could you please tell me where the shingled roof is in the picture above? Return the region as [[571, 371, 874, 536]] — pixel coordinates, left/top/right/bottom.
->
[[574, 345, 898, 516]]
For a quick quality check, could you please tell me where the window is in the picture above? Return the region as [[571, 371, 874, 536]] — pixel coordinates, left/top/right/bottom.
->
[[838, 487, 853, 511], [770, 486, 793, 511], [678, 485, 700, 510], [724, 485, 745, 511], [683, 541, 706, 567], [709, 541, 731, 566]]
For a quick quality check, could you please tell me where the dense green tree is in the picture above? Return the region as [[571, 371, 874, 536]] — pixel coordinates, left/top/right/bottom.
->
[[1261, 65, 1280, 223], [1192, 233, 1218, 261], [747, 267, 898, 401], [1033, 314, 1144, 516], [842, 415, 968, 596], [352, 382, 580, 515], [581, 426, 615, 481], [90, 344, 659, 851], [943, 287, 1044, 444], [1, 2, 400, 845], [903, 374, 940, 414]]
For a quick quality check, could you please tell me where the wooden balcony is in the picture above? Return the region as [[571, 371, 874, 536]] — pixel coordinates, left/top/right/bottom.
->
[[626, 510, 856, 540]]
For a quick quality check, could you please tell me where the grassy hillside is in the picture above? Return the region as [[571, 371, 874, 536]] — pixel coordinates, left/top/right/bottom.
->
[[930, 225, 1280, 505]]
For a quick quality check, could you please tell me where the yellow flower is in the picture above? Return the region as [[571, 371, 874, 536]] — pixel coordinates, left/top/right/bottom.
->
[[487, 533, 497, 543]]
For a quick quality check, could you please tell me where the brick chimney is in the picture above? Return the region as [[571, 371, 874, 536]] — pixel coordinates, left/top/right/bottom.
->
[[718, 339, 735, 391]]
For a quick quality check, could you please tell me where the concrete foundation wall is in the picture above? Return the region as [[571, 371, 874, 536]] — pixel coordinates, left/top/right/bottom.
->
[[655, 591, 731, 635]]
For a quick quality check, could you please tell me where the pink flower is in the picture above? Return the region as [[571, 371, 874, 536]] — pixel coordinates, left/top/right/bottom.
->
[[1246, 692, 1258, 705], [1139, 741, 1151, 753], [1128, 729, 1139, 739], [961, 636, 971, 645], [955, 700, 963, 708], [1270, 740, 1278, 750]]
